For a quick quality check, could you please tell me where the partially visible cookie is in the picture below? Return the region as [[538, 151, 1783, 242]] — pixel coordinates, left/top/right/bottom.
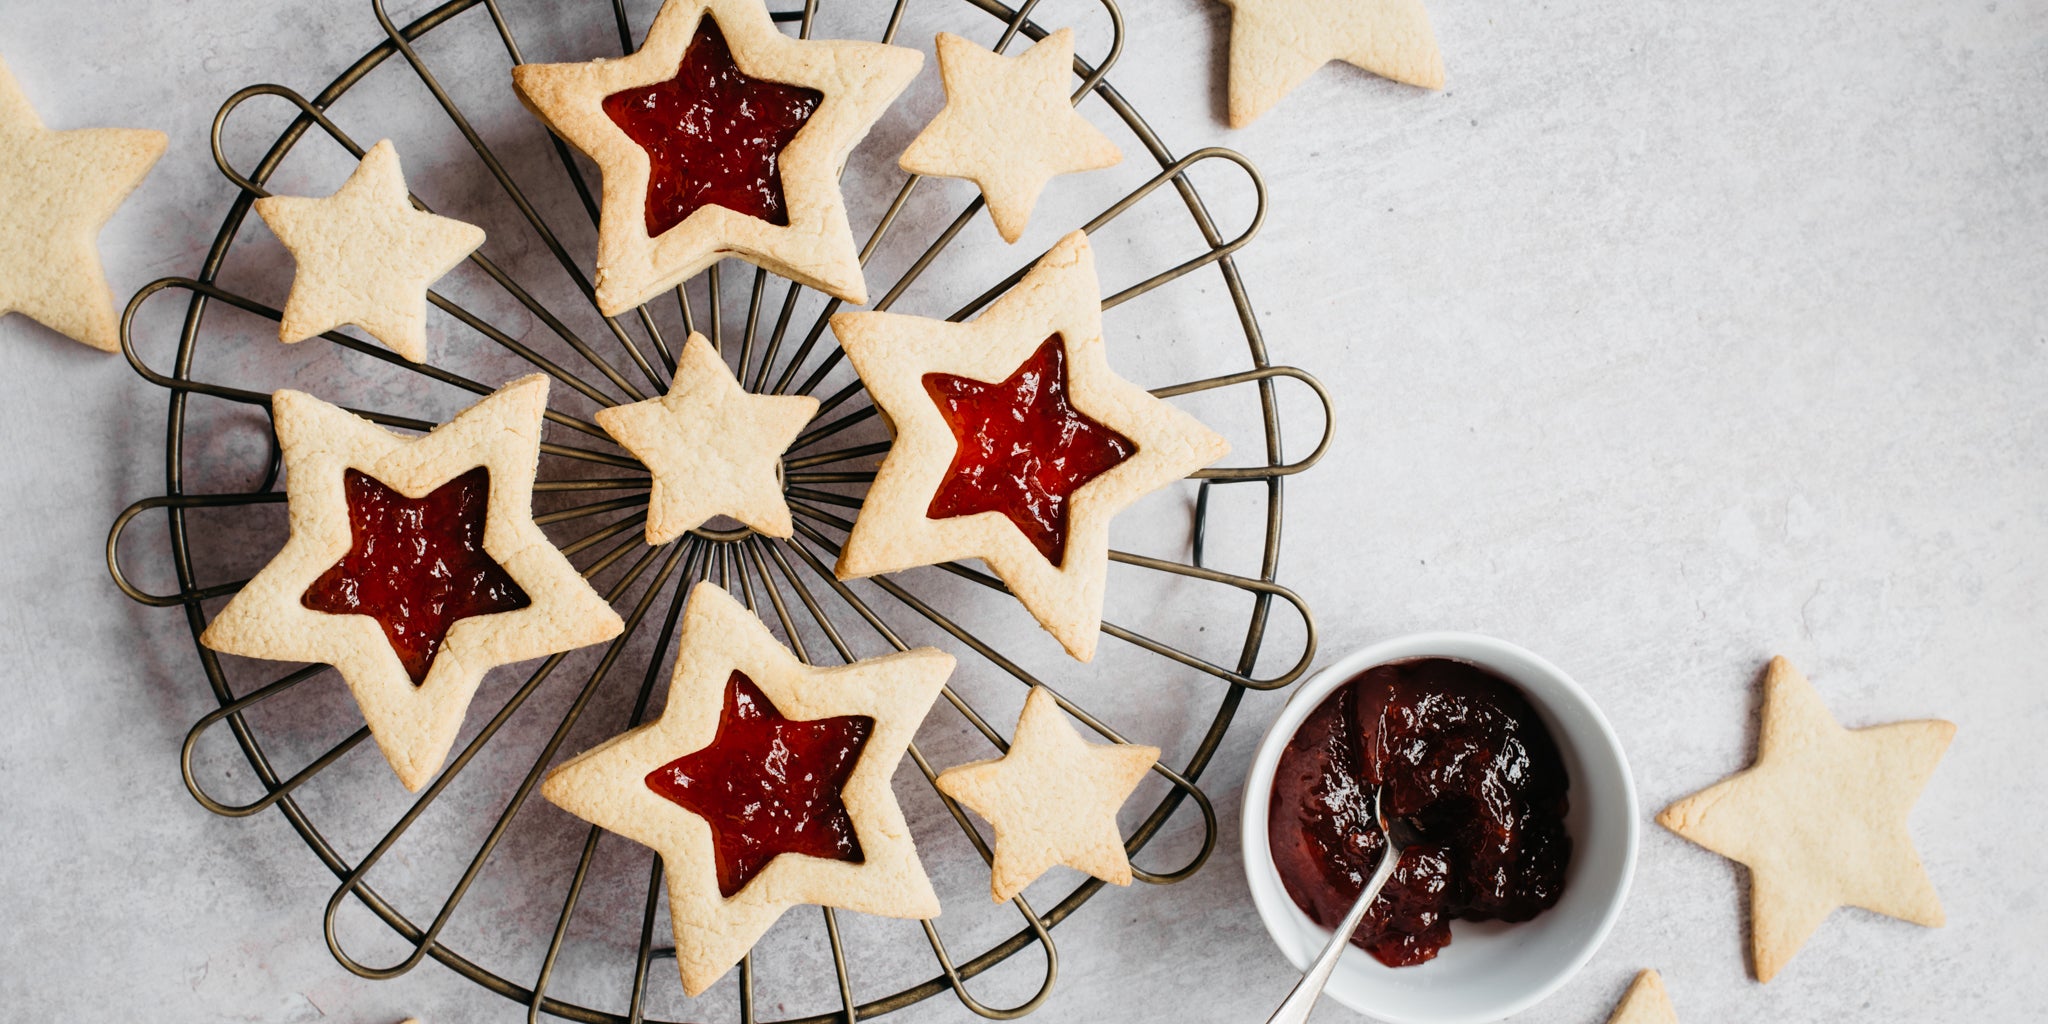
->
[[595, 332, 816, 543], [201, 375, 624, 791], [1605, 970, 1678, 1024], [831, 230, 1229, 661], [898, 29, 1121, 244], [0, 56, 165, 352], [935, 685, 1158, 901], [1657, 656, 1953, 982], [1215, 0, 1443, 128], [542, 582, 952, 996], [254, 139, 484, 363], [511, 0, 922, 313]]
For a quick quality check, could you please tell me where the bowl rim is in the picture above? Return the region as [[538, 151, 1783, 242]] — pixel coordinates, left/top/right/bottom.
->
[[1239, 631, 1641, 1024]]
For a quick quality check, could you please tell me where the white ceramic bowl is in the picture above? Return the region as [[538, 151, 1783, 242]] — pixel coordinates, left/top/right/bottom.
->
[[1241, 633, 1639, 1024]]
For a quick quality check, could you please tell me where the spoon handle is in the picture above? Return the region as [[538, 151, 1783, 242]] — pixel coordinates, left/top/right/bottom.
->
[[1263, 843, 1402, 1024]]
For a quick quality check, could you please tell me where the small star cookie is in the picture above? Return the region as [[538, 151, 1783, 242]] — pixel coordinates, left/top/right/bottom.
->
[[541, 582, 952, 996], [1215, 0, 1444, 127], [1657, 656, 1954, 982], [935, 685, 1158, 901], [201, 375, 625, 791], [0, 56, 165, 352], [511, 0, 922, 314], [254, 139, 485, 363], [831, 230, 1229, 661], [897, 29, 1121, 244], [595, 333, 816, 543], [1605, 970, 1678, 1024]]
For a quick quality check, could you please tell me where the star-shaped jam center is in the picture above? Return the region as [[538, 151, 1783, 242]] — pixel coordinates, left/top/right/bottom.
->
[[300, 467, 532, 685], [602, 17, 823, 236], [922, 335, 1138, 566], [645, 670, 874, 898]]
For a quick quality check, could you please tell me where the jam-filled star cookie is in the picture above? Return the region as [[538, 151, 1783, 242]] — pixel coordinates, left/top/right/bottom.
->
[[254, 139, 486, 363], [541, 582, 952, 996], [1658, 656, 1953, 982], [201, 375, 624, 791], [0, 56, 165, 352], [594, 333, 816, 543], [935, 685, 1157, 901], [897, 29, 1121, 244], [511, 0, 922, 314], [830, 230, 1229, 661], [1215, 0, 1444, 127]]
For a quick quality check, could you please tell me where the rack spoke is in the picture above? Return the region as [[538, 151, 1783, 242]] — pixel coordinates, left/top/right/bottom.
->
[[784, 441, 890, 472], [785, 497, 1314, 691], [373, 0, 666, 398], [124, 277, 617, 440], [206, 83, 650, 405], [528, 541, 707, 1024], [768, 0, 1109, 402], [534, 493, 652, 527], [322, 540, 683, 980], [780, 521, 1219, 865]]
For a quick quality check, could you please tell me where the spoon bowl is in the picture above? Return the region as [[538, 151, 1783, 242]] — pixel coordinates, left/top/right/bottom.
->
[[1262, 788, 1427, 1024]]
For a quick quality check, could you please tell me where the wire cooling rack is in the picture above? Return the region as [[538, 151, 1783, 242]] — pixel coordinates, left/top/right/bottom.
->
[[106, 0, 1331, 1020]]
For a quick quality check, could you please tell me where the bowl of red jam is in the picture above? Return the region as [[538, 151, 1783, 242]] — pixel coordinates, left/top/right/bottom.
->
[[1241, 634, 1638, 1024]]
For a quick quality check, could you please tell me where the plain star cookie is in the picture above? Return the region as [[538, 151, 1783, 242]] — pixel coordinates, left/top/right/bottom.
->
[[1605, 970, 1679, 1024], [254, 139, 485, 362], [1657, 656, 1954, 982], [201, 375, 625, 791], [897, 29, 1121, 244], [935, 685, 1157, 901], [0, 56, 164, 352], [595, 333, 816, 542], [511, 0, 921, 313], [831, 230, 1228, 661], [1215, 0, 1444, 127], [541, 582, 952, 996]]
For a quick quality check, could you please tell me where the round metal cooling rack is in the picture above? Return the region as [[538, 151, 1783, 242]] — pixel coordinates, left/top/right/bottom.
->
[[106, 0, 1332, 1020]]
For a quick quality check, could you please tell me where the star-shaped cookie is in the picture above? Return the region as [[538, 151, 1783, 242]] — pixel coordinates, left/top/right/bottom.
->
[[935, 685, 1157, 901], [1657, 656, 1954, 982], [1215, 0, 1444, 127], [831, 230, 1229, 661], [897, 29, 1121, 244], [594, 332, 816, 542], [0, 56, 164, 352], [254, 139, 485, 363], [511, 0, 922, 313], [541, 582, 952, 996], [201, 375, 625, 791], [1605, 970, 1678, 1024]]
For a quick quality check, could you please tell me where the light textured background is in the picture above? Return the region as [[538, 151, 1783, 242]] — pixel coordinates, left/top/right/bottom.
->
[[2, 0, 2044, 1022]]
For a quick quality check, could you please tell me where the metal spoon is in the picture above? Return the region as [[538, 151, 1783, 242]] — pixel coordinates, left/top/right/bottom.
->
[[1264, 788, 1421, 1024]]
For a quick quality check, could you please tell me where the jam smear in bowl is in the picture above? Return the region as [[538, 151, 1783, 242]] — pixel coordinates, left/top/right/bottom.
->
[[1267, 657, 1572, 967], [1241, 633, 1639, 1024]]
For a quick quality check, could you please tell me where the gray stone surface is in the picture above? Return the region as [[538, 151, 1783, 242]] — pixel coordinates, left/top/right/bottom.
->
[[2, 0, 2044, 1021]]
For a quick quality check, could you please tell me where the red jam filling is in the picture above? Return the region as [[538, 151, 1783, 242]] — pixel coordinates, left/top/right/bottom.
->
[[1267, 658, 1572, 967], [301, 467, 532, 686], [602, 18, 823, 236], [645, 670, 873, 898], [922, 335, 1138, 566]]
